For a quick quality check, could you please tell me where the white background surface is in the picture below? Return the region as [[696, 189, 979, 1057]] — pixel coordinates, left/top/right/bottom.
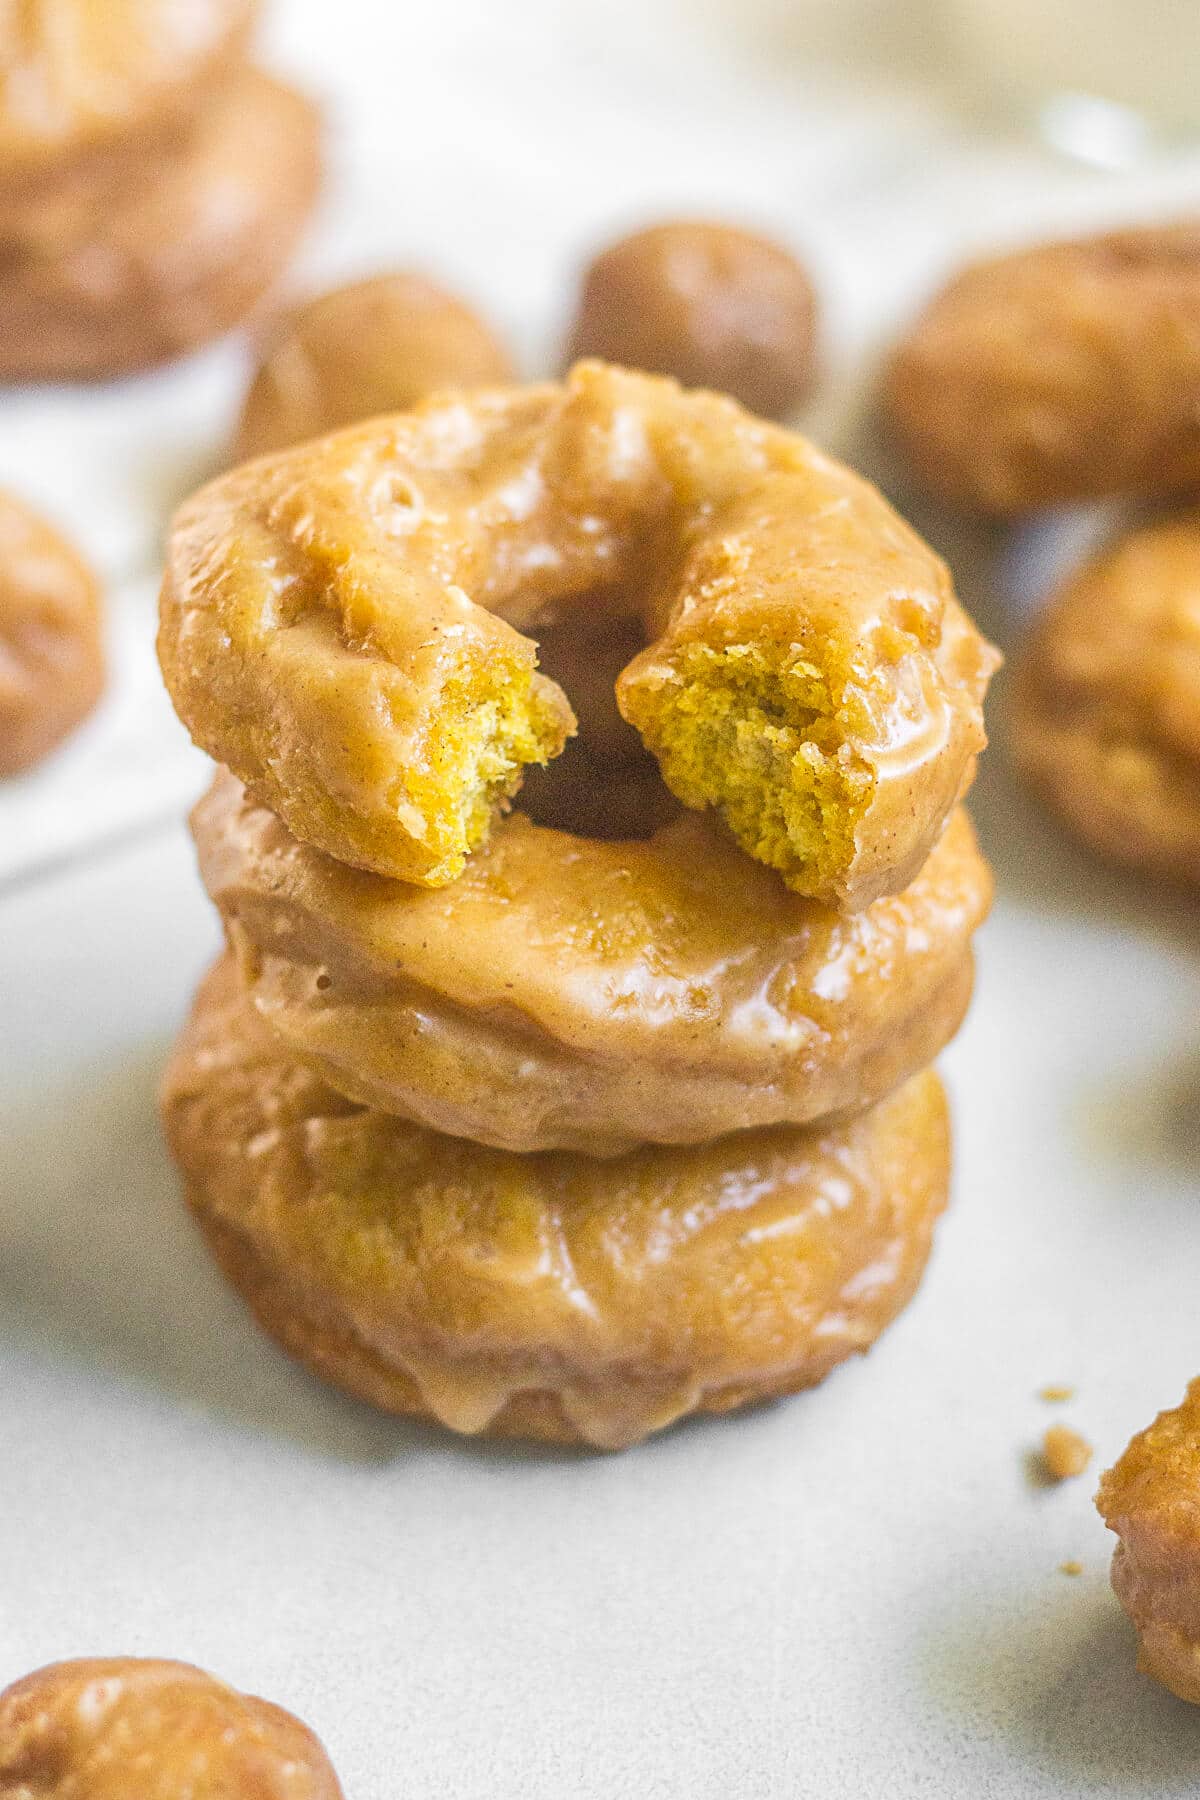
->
[[2, 2, 1200, 1794]]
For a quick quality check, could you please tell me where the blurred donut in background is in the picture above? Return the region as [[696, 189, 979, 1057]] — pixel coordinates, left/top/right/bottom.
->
[[0, 489, 103, 775], [564, 219, 818, 418], [234, 271, 515, 461], [0, 1655, 344, 1797]]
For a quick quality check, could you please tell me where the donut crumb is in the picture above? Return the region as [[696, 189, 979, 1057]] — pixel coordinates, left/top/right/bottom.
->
[[625, 639, 872, 896], [1042, 1424, 1093, 1482], [1039, 1384, 1075, 1403], [1059, 1560, 1083, 1576]]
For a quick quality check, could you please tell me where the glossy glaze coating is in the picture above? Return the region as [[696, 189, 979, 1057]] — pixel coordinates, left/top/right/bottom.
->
[[0, 68, 320, 381], [0, 0, 256, 199], [883, 222, 1200, 514], [161, 362, 996, 905], [0, 1657, 343, 1797], [0, 488, 102, 774], [565, 220, 818, 418], [193, 771, 988, 1155], [234, 271, 515, 462], [1097, 1379, 1200, 1705], [1012, 513, 1200, 887], [161, 957, 952, 1450]]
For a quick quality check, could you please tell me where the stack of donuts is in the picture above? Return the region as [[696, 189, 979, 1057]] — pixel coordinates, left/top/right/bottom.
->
[[156, 359, 998, 1449], [0, 0, 320, 383]]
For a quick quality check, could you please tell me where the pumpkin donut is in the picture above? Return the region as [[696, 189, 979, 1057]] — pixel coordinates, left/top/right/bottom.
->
[[0, 488, 104, 774], [161, 956, 953, 1450], [1011, 512, 1200, 887], [159, 361, 998, 908], [0, 67, 320, 382], [882, 221, 1200, 515], [1097, 1379, 1200, 1705], [0, 1656, 343, 1797], [192, 770, 989, 1156], [233, 271, 515, 463], [564, 219, 819, 419], [0, 0, 257, 221]]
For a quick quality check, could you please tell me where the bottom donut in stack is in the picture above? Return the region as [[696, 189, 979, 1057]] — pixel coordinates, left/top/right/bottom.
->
[[163, 957, 952, 1451]]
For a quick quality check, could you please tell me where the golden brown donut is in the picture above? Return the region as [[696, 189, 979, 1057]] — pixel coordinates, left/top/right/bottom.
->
[[564, 220, 818, 419], [1096, 1379, 1200, 1705], [161, 955, 953, 1450], [1011, 513, 1200, 886], [0, 488, 103, 774], [160, 362, 997, 906], [0, 0, 256, 208], [193, 770, 989, 1156], [0, 67, 320, 382], [233, 271, 515, 462], [0, 1656, 343, 1797], [883, 221, 1200, 515]]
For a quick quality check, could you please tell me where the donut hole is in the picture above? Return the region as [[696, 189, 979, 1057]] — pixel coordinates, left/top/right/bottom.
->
[[516, 744, 682, 840], [516, 607, 681, 840], [530, 610, 647, 766]]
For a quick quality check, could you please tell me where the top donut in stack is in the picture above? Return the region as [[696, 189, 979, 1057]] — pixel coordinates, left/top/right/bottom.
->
[[0, 0, 321, 381], [157, 361, 999, 1447]]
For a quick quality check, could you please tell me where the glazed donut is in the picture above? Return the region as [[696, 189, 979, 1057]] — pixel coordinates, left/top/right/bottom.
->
[[160, 361, 998, 907], [233, 271, 516, 463], [0, 0, 256, 211], [0, 1656, 343, 1797], [0, 67, 320, 382], [1011, 512, 1200, 887], [161, 956, 953, 1450], [564, 219, 819, 419], [882, 221, 1200, 515], [1096, 1379, 1200, 1705], [192, 770, 989, 1156], [0, 488, 104, 775]]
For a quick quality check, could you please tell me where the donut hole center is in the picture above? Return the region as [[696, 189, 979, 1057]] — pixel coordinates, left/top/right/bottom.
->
[[515, 605, 681, 841]]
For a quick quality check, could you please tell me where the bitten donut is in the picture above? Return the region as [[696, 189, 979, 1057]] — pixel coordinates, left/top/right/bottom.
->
[[1097, 1379, 1200, 1705], [565, 220, 818, 418], [0, 0, 257, 219], [195, 771, 989, 1155], [1011, 513, 1200, 886], [0, 490, 103, 775], [161, 956, 953, 1450], [883, 221, 1200, 515], [0, 1656, 343, 1797], [0, 68, 320, 382], [233, 272, 515, 462], [160, 361, 997, 906]]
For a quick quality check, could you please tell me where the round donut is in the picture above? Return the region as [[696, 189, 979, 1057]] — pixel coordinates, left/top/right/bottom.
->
[[883, 221, 1200, 515], [564, 220, 819, 419], [0, 1656, 343, 1797], [0, 0, 256, 208], [0, 488, 103, 774], [192, 769, 989, 1156], [0, 67, 320, 382], [233, 271, 515, 463], [160, 361, 998, 907], [1096, 1379, 1200, 1705], [161, 956, 953, 1450], [1011, 513, 1200, 887]]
